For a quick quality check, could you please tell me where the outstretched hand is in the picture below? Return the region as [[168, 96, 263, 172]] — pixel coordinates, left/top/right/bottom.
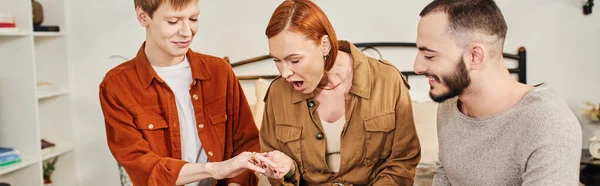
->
[[210, 151, 276, 180], [260, 150, 295, 179]]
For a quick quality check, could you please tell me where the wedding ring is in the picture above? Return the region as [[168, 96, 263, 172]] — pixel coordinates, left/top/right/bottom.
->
[[251, 152, 257, 160]]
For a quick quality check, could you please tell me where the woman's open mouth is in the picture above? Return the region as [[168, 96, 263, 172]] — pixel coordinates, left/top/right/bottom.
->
[[292, 81, 304, 91]]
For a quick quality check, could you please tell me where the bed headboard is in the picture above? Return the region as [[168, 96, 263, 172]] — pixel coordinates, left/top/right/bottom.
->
[[228, 42, 527, 84]]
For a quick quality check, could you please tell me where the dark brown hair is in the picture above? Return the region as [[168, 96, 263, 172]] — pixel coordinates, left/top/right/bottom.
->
[[420, 0, 508, 43]]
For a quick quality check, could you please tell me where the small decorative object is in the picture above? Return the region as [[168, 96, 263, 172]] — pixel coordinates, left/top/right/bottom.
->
[[41, 139, 56, 156], [43, 157, 59, 186], [584, 0, 594, 15], [584, 102, 600, 122], [589, 131, 600, 159], [32, 0, 44, 26], [31, 0, 60, 32]]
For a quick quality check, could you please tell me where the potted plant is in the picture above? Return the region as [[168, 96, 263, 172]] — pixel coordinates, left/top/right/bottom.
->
[[43, 157, 58, 186]]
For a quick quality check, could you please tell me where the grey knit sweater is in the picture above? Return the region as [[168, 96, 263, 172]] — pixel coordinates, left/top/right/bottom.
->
[[433, 83, 582, 186]]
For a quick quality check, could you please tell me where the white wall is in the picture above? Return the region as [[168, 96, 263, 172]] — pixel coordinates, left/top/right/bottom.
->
[[69, 0, 600, 185]]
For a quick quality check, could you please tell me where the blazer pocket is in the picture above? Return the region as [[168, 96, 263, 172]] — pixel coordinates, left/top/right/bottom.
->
[[275, 124, 303, 165], [363, 111, 396, 165]]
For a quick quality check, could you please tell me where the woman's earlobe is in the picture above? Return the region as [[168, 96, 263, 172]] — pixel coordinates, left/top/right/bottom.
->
[[321, 35, 331, 55]]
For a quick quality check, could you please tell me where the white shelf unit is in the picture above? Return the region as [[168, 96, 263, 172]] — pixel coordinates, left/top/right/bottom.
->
[[33, 32, 66, 37], [0, 0, 77, 186], [0, 32, 29, 36]]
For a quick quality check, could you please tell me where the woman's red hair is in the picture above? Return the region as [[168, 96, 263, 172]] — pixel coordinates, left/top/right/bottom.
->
[[265, 0, 338, 71]]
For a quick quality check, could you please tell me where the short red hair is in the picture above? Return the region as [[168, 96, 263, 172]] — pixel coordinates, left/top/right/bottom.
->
[[134, 0, 197, 18], [265, 0, 338, 71]]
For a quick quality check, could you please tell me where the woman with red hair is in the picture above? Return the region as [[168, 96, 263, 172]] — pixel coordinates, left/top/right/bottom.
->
[[259, 0, 421, 185]]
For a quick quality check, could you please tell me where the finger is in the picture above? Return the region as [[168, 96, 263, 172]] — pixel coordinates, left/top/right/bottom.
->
[[259, 161, 267, 170], [263, 166, 275, 178], [273, 168, 285, 179], [253, 154, 277, 167], [275, 164, 290, 177], [245, 162, 266, 173], [267, 165, 283, 179], [248, 159, 259, 166]]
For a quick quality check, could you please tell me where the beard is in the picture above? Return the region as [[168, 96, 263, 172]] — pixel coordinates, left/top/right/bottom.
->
[[429, 58, 471, 103]]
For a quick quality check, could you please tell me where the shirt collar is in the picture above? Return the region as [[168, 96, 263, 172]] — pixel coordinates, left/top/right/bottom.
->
[[134, 42, 210, 89], [291, 40, 372, 103]]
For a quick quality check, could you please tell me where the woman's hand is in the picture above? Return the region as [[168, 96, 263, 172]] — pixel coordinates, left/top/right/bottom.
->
[[209, 151, 276, 180], [261, 150, 296, 179]]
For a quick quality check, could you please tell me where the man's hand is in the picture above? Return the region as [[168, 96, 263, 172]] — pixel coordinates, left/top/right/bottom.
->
[[209, 152, 276, 180], [261, 150, 295, 179]]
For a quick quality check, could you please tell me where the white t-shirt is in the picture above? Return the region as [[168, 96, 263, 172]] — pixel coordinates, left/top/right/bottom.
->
[[321, 115, 344, 173], [152, 57, 211, 186]]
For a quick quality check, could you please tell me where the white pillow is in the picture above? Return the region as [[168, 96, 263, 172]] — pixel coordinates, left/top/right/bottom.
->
[[253, 78, 270, 130], [412, 101, 439, 165]]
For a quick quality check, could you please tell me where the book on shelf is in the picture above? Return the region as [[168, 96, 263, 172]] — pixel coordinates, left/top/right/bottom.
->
[[0, 153, 19, 162], [0, 147, 14, 154], [33, 25, 59, 32], [0, 158, 22, 167], [0, 147, 22, 167], [0, 14, 19, 33]]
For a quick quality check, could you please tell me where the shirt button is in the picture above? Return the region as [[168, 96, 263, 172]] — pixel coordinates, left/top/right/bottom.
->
[[316, 133, 324, 140], [208, 151, 213, 156], [148, 123, 154, 129], [308, 101, 315, 108], [192, 94, 199, 100], [198, 124, 204, 129]]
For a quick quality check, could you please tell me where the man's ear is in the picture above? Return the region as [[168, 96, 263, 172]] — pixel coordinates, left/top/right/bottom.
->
[[464, 43, 486, 71], [136, 6, 150, 27], [320, 35, 331, 56]]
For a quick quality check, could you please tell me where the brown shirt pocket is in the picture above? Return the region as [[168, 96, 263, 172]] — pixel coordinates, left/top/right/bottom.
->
[[275, 123, 303, 166], [363, 111, 396, 165]]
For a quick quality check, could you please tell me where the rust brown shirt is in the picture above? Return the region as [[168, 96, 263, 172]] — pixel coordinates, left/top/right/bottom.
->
[[100, 43, 259, 186], [260, 41, 421, 186]]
